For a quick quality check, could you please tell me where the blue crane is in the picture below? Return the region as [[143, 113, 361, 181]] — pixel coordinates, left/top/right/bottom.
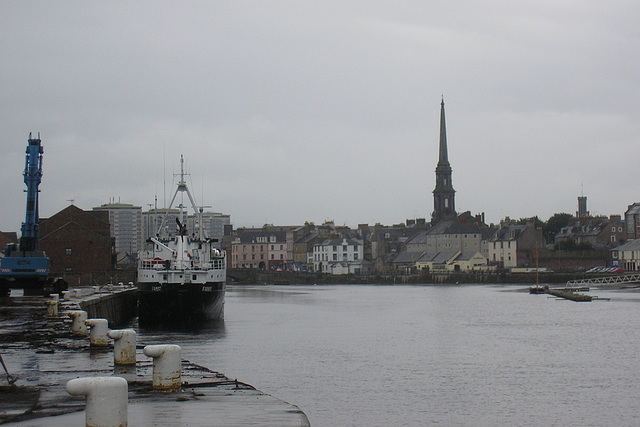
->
[[0, 134, 66, 296]]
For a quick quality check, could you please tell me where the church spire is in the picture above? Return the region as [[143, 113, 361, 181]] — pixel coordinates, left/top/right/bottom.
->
[[432, 97, 456, 224], [439, 96, 448, 164]]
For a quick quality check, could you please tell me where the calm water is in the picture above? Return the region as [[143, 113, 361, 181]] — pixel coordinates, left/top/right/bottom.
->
[[139, 284, 640, 426]]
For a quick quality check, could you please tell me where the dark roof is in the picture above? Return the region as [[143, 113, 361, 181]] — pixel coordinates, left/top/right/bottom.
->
[[427, 220, 483, 236], [489, 225, 526, 242], [392, 251, 425, 264]]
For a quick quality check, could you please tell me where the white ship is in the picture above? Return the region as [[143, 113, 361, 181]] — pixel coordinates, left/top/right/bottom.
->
[[137, 156, 226, 325]]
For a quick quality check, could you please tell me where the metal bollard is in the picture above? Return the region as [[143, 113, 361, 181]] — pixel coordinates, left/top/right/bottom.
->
[[66, 376, 128, 427], [62, 290, 71, 301], [45, 300, 58, 318], [73, 288, 81, 298], [143, 344, 182, 392], [93, 286, 101, 294], [107, 329, 136, 365], [49, 294, 60, 302], [68, 310, 89, 336], [85, 318, 109, 347]]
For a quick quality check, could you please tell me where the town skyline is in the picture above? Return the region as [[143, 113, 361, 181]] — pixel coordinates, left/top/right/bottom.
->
[[2, 2, 639, 233]]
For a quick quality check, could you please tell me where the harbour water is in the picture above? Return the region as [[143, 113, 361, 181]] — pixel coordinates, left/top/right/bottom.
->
[[138, 284, 640, 426]]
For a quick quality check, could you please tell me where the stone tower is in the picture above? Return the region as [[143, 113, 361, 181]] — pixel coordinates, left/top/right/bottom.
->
[[432, 97, 456, 224]]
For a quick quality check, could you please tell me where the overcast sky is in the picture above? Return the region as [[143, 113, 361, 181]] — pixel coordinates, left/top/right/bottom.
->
[[1, 1, 639, 233]]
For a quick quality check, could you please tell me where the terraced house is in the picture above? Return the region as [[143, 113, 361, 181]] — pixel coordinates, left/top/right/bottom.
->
[[230, 229, 287, 270], [312, 237, 370, 275]]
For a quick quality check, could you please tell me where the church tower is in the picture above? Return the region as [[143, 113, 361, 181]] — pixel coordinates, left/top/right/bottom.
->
[[432, 97, 456, 224]]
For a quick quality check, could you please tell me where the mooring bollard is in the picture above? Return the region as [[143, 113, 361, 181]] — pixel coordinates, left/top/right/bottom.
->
[[62, 290, 71, 301], [85, 318, 109, 347], [73, 288, 81, 298], [45, 299, 58, 318], [66, 376, 128, 427], [143, 344, 182, 392], [108, 329, 136, 365], [49, 293, 60, 302], [68, 310, 89, 336]]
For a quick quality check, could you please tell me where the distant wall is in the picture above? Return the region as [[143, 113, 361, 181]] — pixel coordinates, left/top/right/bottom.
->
[[539, 250, 610, 272]]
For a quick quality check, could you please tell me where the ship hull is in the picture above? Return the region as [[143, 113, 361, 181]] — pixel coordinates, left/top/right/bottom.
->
[[137, 281, 225, 326]]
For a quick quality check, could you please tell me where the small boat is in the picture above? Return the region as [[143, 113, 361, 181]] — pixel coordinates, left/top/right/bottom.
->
[[528, 249, 548, 294], [137, 156, 226, 325], [529, 285, 548, 294]]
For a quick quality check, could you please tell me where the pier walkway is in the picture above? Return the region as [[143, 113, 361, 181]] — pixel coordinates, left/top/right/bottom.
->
[[566, 274, 640, 288], [0, 289, 309, 426]]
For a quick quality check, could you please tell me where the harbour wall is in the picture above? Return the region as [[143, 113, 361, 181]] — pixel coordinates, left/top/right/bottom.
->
[[227, 269, 593, 285], [77, 287, 138, 328]]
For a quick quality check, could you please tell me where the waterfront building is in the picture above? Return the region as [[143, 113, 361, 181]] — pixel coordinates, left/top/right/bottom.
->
[[611, 239, 640, 271], [425, 212, 493, 256], [312, 237, 365, 274], [230, 228, 288, 269], [432, 98, 456, 224], [487, 218, 544, 269], [624, 203, 640, 240], [555, 215, 624, 249], [415, 251, 492, 273], [39, 205, 113, 278], [93, 201, 142, 261]]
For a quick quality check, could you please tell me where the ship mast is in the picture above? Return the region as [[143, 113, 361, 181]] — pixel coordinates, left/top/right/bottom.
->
[[155, 155, 205, 240]]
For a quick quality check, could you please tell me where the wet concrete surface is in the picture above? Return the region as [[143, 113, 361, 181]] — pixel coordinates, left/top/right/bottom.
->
[[0, 292, 309, 426]]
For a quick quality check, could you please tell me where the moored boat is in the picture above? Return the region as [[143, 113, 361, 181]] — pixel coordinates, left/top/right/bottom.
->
[[137, 156, 226, 325]]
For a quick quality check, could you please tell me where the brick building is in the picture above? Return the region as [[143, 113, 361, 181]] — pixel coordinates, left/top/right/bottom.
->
[[39, 205, 114, 279]]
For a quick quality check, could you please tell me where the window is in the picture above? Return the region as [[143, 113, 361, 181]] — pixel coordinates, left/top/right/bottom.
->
[[65, 248, 72, 255], [65, 267, 72, 272]]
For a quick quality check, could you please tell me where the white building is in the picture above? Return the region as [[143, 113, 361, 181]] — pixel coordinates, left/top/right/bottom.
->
[[312, 238, 364, 274], [611, 240, 640, 271]]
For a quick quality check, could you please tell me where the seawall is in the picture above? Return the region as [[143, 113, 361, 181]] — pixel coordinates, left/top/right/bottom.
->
[[77, 287, 138, 328]]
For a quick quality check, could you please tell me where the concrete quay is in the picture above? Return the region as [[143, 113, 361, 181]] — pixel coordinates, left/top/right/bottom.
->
[[0, 289, 310, 426]]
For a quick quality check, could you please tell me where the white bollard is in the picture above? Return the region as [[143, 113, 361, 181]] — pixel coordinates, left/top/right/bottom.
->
[[73, 288, 81, 298], [68, 310, 88, 336], [49, 294, 60, 302], [85, 318, 109, 347], [143, 344, 182, 392], [66, 376, 128, 427], [108, 329, 136, 365], [62, 290, 71, 301], [45, 300, 58, 318], [93, 286, 101, 294]]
